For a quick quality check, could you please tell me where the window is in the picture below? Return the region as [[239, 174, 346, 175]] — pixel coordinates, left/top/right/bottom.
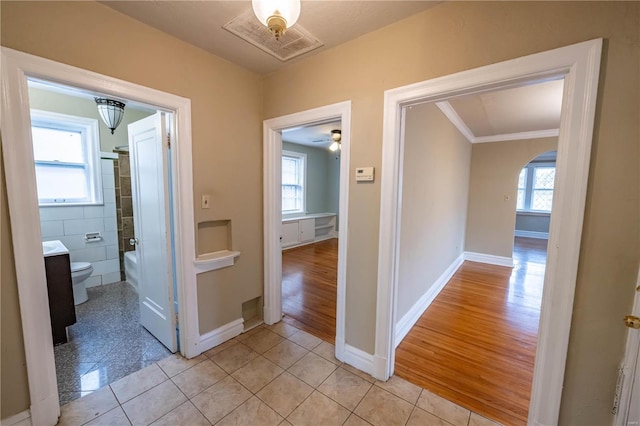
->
[[31, 109, 103, 206], [517, 162, 556, 213], [282, 150, 306, 214]]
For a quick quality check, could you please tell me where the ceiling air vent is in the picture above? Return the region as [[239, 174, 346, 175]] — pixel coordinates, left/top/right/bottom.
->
[[223, 10, 323, 62]]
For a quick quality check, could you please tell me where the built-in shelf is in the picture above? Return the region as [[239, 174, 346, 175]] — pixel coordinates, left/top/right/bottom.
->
[[282, 213, 337, 250], [194, 250, 240, 274], [315, 224, 334, 230]]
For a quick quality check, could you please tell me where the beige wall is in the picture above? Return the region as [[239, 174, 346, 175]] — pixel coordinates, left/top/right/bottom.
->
[[465, 138, 557, 258], [0, 144, 31, 419], [1, 1, 263, 416], [262, 2, 639, 424], [28, 87, 154, 153], [396, 103, 470, 320]]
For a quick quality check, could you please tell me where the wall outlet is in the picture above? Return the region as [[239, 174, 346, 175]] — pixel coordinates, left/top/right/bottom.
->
[[201, 195, 210, 209]]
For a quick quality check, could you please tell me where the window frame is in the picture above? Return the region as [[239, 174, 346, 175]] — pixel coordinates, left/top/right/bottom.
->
[[31, 109, 103, 207], [281, 150, 306, 215], [517, 161, 556, 214]]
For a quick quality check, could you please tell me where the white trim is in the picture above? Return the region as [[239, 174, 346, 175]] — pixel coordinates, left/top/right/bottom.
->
[[376, 39, 602, 426], [193, 250, 241, 274], [474, 128, 559, 144], [464, 252, 514, 268], [1, 47, 198, 426], [1, 409, 31, 426], [342, 343, 376, 377], [197, 318, 244, 353], [395, 253, 464, 346], [262, 101, 351, 364], [435, 101, 559, 144], [515, 230, 549, 240]]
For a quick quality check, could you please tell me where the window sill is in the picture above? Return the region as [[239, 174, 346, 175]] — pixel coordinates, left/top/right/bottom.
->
[[39, 202, 105, 207], [516, 211, 551, 217]]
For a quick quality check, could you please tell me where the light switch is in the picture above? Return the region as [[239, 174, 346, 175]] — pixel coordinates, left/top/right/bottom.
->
[[201, 195, 211, 209]]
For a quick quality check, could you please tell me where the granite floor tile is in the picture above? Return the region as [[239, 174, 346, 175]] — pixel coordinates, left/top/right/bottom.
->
[[171, 358, 227, 398], [374, 375, 422, 404], [318, 367, 373, 410], [312, 341, 340, 365], [287, 330, 322, 350], [121, 380, 187, 425], [241, 329, 285, 354], [157, 353, 207, 378], [217, 396, 283, 426], [190, 376, 252, 424], [416, 389, 471, 426], [287, 391, 350, 426], [110, 363, 168, 404], [231, 356, 284, 393], [354, 386, 414, 426], [256, 372, 314, 418], [263, 340, 309, 369], [211, 342, 260, 374], [407, 407, 452, 426], [58, 386, 119, 426], [288, 352, 338, 387], [151, 401, 211, 426], [85, 406, 132, 426]]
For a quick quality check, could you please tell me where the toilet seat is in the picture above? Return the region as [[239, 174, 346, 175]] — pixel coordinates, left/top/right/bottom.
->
[[71, 262, 92, 273]]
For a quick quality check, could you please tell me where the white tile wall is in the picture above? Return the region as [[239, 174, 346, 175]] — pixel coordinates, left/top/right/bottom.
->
[[40, 157, 121, 286]]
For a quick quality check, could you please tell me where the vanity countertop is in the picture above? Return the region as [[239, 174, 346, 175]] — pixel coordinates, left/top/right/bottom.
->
[[42, 240, 69, 257]]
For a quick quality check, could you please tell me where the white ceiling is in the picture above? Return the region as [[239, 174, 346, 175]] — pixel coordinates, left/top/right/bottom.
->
[[282, 120, 341, 148], [101, 1, 439, 75]]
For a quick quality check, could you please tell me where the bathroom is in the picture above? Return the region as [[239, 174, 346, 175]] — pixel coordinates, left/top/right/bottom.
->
[[30, 80, 171, 405]]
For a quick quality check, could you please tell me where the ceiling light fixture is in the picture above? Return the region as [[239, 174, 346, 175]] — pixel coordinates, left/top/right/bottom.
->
[[329, 129, 341, 152], [252, 0, 301, 40], [95, 98, 125, 134]]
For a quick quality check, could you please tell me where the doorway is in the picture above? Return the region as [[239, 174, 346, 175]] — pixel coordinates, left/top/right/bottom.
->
[[375, 39, 602, 426], [263, 101, 351, 362], [1, 47, 197, 425], [280, 121, 342, 343]]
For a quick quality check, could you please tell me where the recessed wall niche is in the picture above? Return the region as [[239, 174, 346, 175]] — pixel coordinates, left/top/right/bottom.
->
[[197, 220, 232, 256]]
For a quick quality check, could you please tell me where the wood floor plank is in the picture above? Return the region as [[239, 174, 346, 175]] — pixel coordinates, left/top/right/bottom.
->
[[395, 237, 547, 426]]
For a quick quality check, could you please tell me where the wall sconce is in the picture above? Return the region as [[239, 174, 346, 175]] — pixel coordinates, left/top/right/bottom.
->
[[95, 98, 125, 134], [252, 0, 301, 40]]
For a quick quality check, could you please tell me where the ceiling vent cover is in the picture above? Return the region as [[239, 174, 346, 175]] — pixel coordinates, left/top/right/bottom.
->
[[223, 10, 323, 62]]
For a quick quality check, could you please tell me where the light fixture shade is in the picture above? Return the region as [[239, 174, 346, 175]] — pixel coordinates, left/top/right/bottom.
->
[[329, 141, 341, 152], [95, 98, 125, 134], [331, 129, 341, 142], [252, 0, 300, 38]]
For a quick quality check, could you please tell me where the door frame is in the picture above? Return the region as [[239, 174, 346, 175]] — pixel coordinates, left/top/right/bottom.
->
[[375, 39, 602, 426], [1, 47, 198, 426], [263, 101, 351, 360]]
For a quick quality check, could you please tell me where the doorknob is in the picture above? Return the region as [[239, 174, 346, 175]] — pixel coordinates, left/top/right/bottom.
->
[[129, 238, 139, 246], [624, 315, 640, 329]]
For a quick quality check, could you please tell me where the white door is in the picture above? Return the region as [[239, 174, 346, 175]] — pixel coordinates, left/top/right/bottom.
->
[[128, 112, 177, 352], [616, 267, 640, 426]]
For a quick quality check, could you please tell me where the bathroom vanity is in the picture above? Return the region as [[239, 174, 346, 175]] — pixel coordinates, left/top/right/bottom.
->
[[42, 241, 76, 344]]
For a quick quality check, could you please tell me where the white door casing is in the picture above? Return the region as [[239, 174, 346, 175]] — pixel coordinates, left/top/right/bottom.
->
[[1, 47, 197, 426], [376, 39, 602, 426], [128, 113, 177, 352], [263, 101, 351, 361]]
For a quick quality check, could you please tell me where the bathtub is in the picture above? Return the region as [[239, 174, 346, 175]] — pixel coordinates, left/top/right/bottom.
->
[[124, 251, 138, 292]]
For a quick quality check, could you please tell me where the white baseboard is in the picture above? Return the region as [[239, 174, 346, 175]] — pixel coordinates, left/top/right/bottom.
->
[[515, 230, 549, 239], [342, 343, 376, 378], [464, 251, 514, 267], [198, 318, 244, 354], [1, 409, 31, 426], [394, 252, 465, 347]]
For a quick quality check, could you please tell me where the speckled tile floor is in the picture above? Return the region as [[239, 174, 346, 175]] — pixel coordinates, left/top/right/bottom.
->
[[47, 322, 503, 426], [54, 281, 171, 406]]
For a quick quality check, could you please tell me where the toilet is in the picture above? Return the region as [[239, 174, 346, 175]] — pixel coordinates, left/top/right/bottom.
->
[[71, 262, 93, 305]]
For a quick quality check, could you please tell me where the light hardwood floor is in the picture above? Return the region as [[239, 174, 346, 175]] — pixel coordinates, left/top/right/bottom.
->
[[281, 236, 547, 426], [281, 238, 338, 343], [395, 237, 547, 426]]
